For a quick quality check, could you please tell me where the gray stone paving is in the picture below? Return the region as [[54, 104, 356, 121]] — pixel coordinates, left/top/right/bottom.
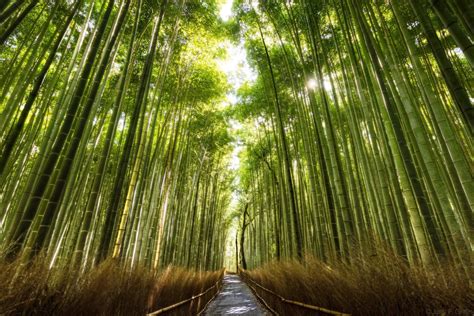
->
[[203, 274, 269, 315]]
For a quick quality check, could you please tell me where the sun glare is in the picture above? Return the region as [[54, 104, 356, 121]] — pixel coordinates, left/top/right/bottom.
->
[[307, 77, 333, 92], [307, 78, 317, 90]]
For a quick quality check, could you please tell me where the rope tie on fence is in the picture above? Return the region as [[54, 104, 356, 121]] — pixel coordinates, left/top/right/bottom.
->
[[240, 271, 350, 316], [147, 277, 222, 315]]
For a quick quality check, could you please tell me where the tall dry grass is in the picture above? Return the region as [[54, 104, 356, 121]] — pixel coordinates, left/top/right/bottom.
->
[[242, 247, 473, 315], [0, 256, 223, 315], [148, 267, 224, 315]]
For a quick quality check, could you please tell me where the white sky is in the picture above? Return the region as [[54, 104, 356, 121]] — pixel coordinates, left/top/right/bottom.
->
[[217, 42, 257, 100], [216, 0, 256, 172], [216, 42, 255, 172], [217, 1, 255, 231], [219, 0, 234, 22], [218, 0, 257, 267]]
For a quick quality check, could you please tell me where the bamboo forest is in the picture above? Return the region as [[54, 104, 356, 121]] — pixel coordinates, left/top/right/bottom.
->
[[0, 0, 473, 315]]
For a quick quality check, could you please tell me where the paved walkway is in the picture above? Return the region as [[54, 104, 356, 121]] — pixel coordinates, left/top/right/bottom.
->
[[203, 274, 269, 315]]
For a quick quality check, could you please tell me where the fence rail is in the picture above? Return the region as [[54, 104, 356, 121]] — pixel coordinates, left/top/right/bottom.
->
[[240, 270, 350, 316], [147, 276, 223, 315]]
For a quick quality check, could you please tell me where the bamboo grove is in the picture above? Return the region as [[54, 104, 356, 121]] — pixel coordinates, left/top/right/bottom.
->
[[234, 0, 473, 273], [0, 0, 473, 280], [0, 0, 234, 271]]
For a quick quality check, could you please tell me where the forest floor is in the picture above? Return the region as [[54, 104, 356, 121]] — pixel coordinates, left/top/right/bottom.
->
[[203, 274, 269, 315]]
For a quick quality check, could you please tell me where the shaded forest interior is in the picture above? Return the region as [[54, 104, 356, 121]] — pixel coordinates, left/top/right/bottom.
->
[[0, 0, 473, 315]]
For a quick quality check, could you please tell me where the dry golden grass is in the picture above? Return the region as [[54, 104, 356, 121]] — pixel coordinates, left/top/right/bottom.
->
[[0, 256, 223, 316], [242, 247, 473, 316], [148, 266, 224, 315]]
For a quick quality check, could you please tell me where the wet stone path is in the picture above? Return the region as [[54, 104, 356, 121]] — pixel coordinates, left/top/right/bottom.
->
[[203, 274, 269, 315]]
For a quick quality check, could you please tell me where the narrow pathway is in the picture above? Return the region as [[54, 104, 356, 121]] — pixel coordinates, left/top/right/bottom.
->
[[203, 274, 269, 315]]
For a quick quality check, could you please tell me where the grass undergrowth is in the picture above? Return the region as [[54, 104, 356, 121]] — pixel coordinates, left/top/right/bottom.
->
[[242, 247, 473, 315], [0, 256, 223, 315]]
